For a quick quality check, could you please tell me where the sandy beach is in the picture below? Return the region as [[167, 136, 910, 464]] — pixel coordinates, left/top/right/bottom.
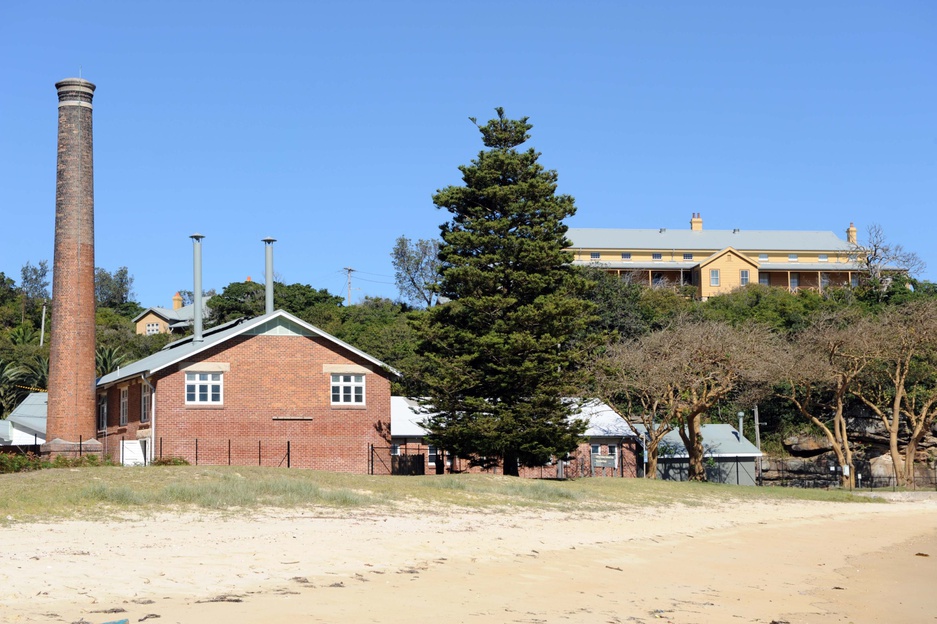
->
[[2, 493, 935, 624]]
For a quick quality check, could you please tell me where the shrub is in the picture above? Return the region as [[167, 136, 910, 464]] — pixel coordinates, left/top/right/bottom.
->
[[150, 456, 190, 466], [0, 452, 45, 474]]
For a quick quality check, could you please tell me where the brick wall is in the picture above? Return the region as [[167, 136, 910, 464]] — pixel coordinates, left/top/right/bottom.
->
[[100, 333, 392, 472]]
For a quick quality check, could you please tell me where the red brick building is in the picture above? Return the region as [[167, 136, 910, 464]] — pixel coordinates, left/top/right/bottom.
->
[[96, 310, 397, 471], [386, 397, 642, 478]]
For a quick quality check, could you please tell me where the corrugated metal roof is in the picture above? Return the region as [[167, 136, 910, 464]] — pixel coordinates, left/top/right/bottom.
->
[[390, 398, 639, 439], [7, 392, 48, 435], [631, 423, 762, 457], [98, 309, 399, 387], [567, 228, 853, 252]]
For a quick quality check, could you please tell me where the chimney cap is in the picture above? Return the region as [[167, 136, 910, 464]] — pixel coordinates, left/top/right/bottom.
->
[[190, 233, 205, 241], [261, 236, 277, 244]]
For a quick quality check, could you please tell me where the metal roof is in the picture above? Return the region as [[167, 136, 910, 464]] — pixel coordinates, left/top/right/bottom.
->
[[132, 299, 211, 324], [631, 423, 762, 457], [567, 228, 853, 253], [98, 309, 399, 387], [7, 392, 48, 436], [389, 397, 639, 439]]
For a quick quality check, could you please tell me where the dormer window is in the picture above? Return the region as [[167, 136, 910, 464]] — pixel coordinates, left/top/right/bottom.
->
[[788, 254, 798, 262], [759, 254, 768, 262], [590, 252, 600, 260], [683, 253, 693, 260], [621, 252, 631, 260], [652, 253, 662, 261], [818, 254, 828, 262]]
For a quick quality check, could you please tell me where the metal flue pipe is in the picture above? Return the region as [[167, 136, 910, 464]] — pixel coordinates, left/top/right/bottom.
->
[[262, 237, 276, 314], [190, 233, 205, 342]]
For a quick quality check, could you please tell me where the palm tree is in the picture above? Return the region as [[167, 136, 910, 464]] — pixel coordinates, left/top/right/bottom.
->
[[19, 355, 49, 392], [0, 359, 24, 417], [95, 346, 126, 377], [7, 324, 38, 346]]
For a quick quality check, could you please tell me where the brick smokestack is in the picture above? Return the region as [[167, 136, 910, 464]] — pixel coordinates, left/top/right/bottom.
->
[[45, 78, 100, 453]]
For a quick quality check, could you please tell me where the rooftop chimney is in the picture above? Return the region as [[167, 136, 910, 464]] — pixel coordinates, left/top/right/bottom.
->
[[846, 222, 857, 245], [262, 237, 276, 314], [172, 292, 184, 310], [190, 234, 205, 342], [46, 78, 99, 453], [690, 212, 703, 231]]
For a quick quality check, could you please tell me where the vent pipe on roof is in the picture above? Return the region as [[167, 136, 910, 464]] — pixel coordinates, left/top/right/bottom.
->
[[262, 237, 276, 314], [190, 233, 205, 343]]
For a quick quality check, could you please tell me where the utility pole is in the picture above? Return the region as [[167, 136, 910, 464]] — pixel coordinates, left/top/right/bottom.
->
[[343, 267, 355, 306], [754, 405, 763, 485]]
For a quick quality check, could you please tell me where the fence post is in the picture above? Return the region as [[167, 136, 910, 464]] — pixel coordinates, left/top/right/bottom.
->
[[79, 435, 83, 457], [160, 437, 163, 460], [258, 440, 261, 466], [195, 438, 199, 466], [121, 436, 125, 466], [287, 440, 290, 469], [228, 439, 231, 466]]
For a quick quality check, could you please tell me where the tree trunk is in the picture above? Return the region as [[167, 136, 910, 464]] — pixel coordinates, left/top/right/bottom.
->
[[680, 414, 706, 482], [502, 450, 519, 477], [645, 445, 658, 479]]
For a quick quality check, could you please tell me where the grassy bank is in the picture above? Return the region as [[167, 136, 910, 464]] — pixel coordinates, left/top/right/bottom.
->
[[0, 465, 874, 522]]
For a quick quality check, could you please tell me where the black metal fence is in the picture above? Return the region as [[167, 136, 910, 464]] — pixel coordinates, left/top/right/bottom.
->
[[370, 445, 430, 476]]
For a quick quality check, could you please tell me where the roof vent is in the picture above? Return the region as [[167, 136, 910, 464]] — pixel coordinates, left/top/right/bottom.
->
[[733, 228, 740, 233], [659, 228, 666, 233]]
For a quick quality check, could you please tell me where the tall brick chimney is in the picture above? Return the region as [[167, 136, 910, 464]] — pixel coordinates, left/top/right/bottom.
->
[[44, 78, 101, 456]]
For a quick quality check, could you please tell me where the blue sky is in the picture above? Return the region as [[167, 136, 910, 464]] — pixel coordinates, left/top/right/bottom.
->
[[2, 1, 934, 307]]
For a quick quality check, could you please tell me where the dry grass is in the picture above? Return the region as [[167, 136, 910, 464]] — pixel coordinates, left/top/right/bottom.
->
[[0, 465, 876, 523]]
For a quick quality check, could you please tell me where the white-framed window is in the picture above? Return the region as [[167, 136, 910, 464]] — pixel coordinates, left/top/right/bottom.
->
[[620, 252, 631, 260], [851, 274, 859, 288], [759, 253, 769, 262], [710, 269, 720, 287], [740, 269, 750, 286], [590, 252, 600, 260], [790, 272, 800, 289], [331, 373, 365, 405], [390, 443, 400, 456], [788, 254, 798, 262], [97, 394, 107, 430], [185, 372, 223, 405], [145, 322, 160, 335], [652, 253, 662, 261], [119, 387, 129, 426], [590, 443, 600, 456], [141, 383, 151, 423], [683, 253, 693, 260], [759, 274, 770, 286], [428, 445, 438, 464], [607, 443, 618, 467], [820, 273, 830, 289], [818, 254, 828, 262]]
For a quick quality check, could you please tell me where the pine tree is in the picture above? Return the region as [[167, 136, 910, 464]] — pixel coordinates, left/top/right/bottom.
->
[[418, 108, 594, 476]]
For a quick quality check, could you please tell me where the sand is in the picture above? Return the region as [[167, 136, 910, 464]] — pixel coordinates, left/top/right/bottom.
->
[[2, 493, 935, 624]]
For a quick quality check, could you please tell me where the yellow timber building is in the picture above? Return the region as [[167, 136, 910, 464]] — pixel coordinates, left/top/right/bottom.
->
[[567, 214, 863, 299]]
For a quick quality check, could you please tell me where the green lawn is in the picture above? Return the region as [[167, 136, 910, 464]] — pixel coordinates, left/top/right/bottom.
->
[[0, 465, 875, 523]]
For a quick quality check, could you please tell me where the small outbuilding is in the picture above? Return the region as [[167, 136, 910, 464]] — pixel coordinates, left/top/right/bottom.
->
[[633, 423, 762, 485]]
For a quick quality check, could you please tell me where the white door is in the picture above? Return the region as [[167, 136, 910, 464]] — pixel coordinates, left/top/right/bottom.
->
[[121, 440, 146, 466]]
